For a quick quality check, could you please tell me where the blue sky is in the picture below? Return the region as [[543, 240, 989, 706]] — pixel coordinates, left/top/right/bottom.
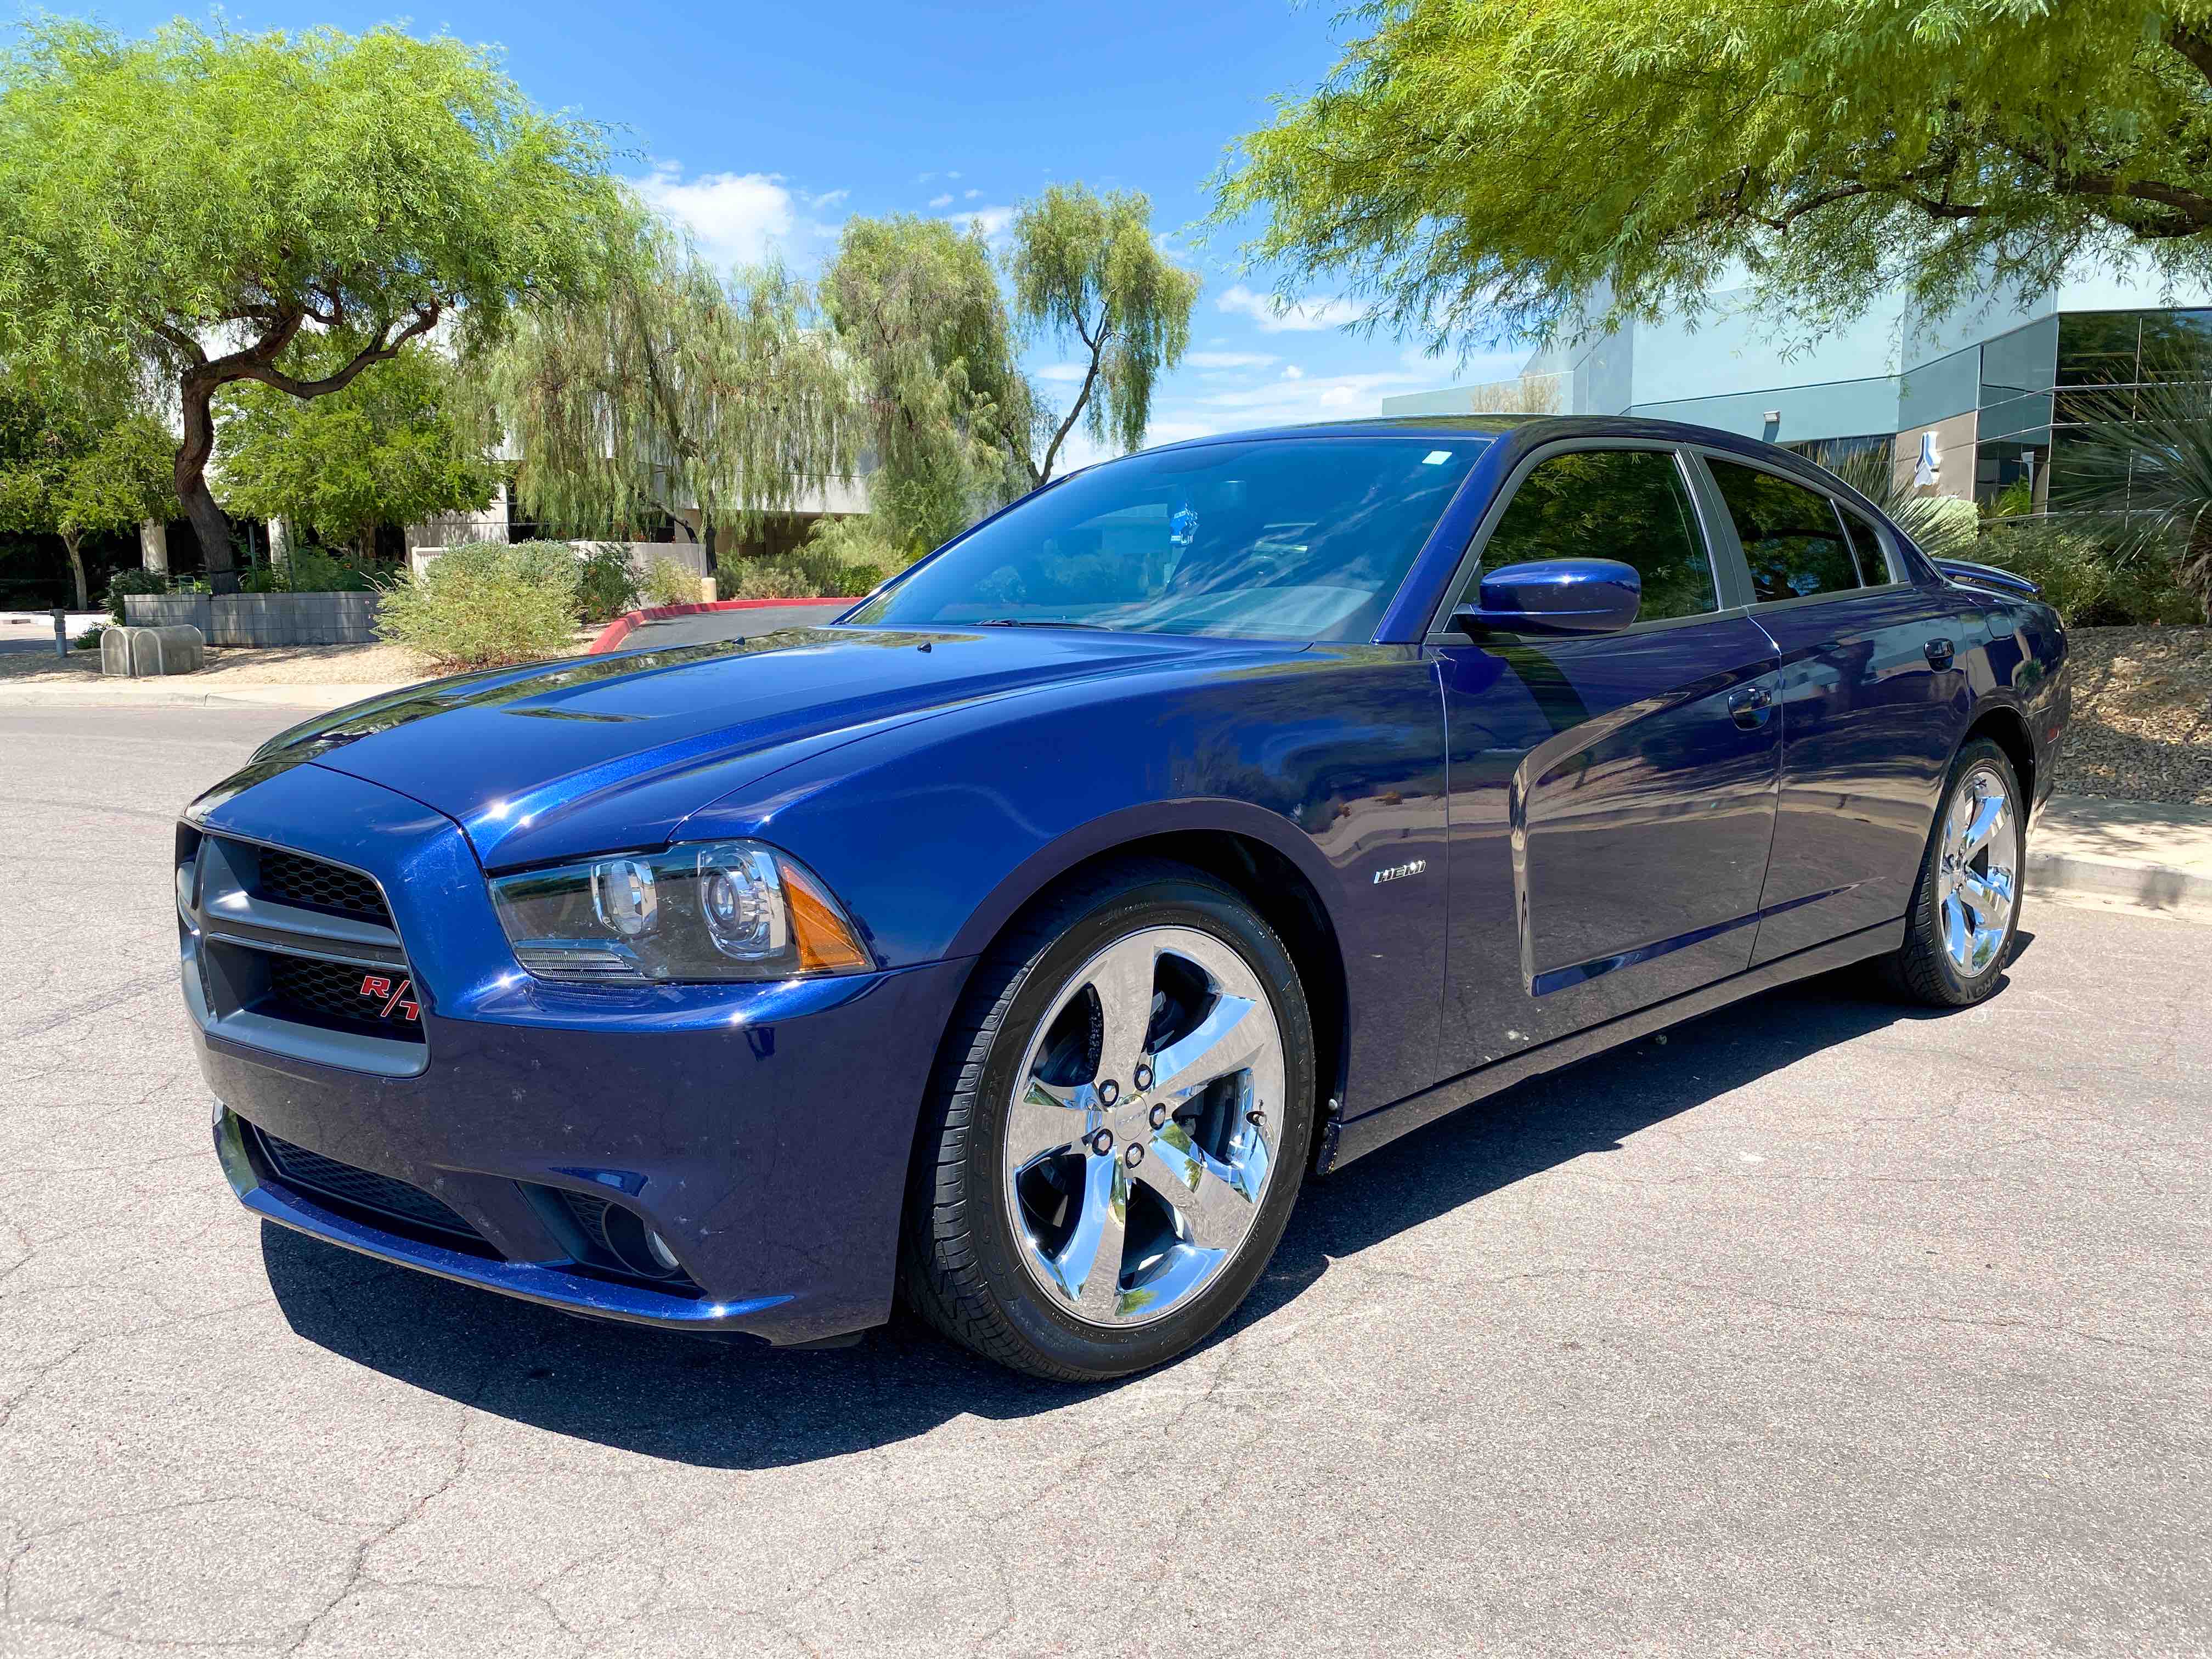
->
[[84, 0, 1525, 463]]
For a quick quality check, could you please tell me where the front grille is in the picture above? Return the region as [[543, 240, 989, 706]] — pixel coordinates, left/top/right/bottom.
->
[[266, 954, 425, 1042], [255, 1127, 479, 1243], [255, 848, 391, 926]]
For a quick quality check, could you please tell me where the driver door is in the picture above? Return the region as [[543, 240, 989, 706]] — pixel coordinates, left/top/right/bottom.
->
[[1433, 442, 1782, 1078]]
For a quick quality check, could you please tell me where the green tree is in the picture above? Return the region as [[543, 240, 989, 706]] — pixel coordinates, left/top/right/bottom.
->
[[0, 19, 629, 591], [1007, 185, 1200, 483], [1216, 0, 2212, 350], [218, 340, 500, 565], [479, 221, 855, 548], [821, 215, 1037, 557], [0, 386, 176, 608]]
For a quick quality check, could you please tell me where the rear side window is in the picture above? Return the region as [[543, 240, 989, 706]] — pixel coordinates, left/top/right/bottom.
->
[[1473, 448, 1718, 622], [1708, 459, 1865, 601], [1838, 505, 1898, 584]]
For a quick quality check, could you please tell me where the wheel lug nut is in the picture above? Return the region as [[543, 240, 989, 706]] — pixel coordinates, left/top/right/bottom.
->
[[1098, 1080, 1119, 1105], [1133, 1064, 1152, 1091], [1125, 1144, 1143, 1168], [1148, 1102, 1168, 1130], [1088, 1128, 1114, 1156]]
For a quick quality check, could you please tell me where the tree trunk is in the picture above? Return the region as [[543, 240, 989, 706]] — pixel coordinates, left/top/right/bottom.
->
[[175, 375, 238, 594], [59, 528, 88, 611], [139, 519, 169, 576]]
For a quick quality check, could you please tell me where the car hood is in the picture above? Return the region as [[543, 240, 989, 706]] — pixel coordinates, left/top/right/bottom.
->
[[262, 625, 1249, 868]]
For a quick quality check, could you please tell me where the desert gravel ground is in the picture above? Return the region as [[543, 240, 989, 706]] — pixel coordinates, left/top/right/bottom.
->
[[1, 706, 2207, 1657], [2056, 625, 2212, 805]]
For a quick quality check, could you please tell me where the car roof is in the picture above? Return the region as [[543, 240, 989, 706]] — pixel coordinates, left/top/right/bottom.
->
[[1138, 412, 1803, 464], [1130, 413, 1886, 513]]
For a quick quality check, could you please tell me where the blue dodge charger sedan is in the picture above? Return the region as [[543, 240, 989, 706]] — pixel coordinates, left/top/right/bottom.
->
[[178, 416, 2069, 1379]]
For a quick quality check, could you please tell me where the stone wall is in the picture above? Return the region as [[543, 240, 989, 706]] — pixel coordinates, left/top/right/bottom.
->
[[125, 591, 382, 646]]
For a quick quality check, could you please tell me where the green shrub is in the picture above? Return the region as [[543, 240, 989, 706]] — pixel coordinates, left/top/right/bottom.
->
[[729, 559, 822, 599], [284, 545, 376, 592], [375, 543, 579, 669], [639, 556, 702, 608], [1977, 519, 2200, 627], [103, 567, 171, 623], [570, 541, 641, 623]]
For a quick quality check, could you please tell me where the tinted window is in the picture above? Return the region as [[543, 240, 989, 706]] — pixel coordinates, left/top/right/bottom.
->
[[1471, 448, 1717, 622], [855, 437, 1481, 642], [1837, 505, 1895, 584], [1708, 460, 1864, 601]]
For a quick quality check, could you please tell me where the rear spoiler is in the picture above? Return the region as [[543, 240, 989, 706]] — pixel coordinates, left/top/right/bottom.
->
[[1934, 557, 2042, 599]]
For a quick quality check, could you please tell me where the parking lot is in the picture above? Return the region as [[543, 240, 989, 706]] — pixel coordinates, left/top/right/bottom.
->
[[2, 704, 2207, 1657]]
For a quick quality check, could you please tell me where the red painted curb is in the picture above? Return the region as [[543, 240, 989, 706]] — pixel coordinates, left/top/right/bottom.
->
[[587, 595, 841, 654]]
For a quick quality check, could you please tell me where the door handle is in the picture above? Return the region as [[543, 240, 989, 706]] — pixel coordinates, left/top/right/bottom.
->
[[1728, 685, 1773, 729], [1923, 637, 1956, 668]]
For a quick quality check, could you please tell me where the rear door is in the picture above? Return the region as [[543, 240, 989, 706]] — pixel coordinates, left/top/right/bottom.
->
[[1433, 441, 1782, 1077], [1690, 453, 1975, 963]]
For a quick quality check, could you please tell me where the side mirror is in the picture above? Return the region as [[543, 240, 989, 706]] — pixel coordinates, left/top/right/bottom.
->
[[1452, 558, 1642, 639]]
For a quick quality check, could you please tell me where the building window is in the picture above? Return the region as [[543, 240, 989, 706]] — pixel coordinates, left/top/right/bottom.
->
[[1782, 434, 1894, 474]]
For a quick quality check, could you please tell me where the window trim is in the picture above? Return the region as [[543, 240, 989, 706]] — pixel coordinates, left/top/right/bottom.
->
[[1421, 437, 1742, 643], [1684, 447, 1916, 614]]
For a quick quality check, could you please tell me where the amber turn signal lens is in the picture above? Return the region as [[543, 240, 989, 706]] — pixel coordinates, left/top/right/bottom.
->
[[779, 858, 872, 973]]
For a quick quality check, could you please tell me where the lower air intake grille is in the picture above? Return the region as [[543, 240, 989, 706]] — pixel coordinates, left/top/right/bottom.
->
[[266, 955, 424, 1042], [254, 848, 392, 925], [255, 1127, 479, 1243]]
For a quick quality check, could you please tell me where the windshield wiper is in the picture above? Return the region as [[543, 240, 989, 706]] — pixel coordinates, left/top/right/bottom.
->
[[972, 617, 1111, 630]]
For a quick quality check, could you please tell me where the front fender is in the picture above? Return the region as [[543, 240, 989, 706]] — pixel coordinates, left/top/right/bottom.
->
[[673, 646, 1453, 1112]]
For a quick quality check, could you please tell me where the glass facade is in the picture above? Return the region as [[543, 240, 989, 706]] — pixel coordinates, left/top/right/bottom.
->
[[2043, 308, 2212, 507]]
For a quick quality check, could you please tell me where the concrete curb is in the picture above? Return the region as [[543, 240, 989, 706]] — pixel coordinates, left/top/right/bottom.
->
[[2029, 849, 2212, 921], [2030, 794, 2212, 923], [0, 681, 407, 712]]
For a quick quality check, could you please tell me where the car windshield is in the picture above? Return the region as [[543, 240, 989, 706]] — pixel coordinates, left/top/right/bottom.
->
[[848, 436, 1485, 641]]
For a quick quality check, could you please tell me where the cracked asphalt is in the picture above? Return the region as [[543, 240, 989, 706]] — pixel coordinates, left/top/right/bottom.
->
[[3, 706, 2208, 1657]]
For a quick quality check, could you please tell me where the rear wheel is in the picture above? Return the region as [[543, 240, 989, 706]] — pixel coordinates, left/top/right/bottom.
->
[[1887, 737, 2024, 1007], [900, 861, 1316, 1380]]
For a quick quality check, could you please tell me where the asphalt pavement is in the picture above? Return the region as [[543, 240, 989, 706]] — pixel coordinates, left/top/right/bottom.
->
[[2, 705, 2207, 1657]]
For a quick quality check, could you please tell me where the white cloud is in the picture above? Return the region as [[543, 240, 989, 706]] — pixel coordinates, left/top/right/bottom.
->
[[636, 163, 797, 269], [1281, 364, 1304, 380], [1037, 360, 1092, 384], [805, 188, 849, 211], [1183, 351, 1278, 370], [946, 204, 1014, 239], [928, 192, 953, 207], [1215, 283, 1369, 334], [964, 188, 980, 200]]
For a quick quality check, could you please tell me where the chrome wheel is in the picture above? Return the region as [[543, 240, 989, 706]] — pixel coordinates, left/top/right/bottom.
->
[[1938, 760, 2019, 978], [1001, 926, 1284, 1328]]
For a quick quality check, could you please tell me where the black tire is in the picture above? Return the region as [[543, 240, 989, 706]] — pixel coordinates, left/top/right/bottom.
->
[[1886, 736, 2025, 1008], [899, 859, 1317, 1381]]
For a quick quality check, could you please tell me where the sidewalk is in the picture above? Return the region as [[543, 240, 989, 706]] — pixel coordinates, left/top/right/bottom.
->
[[0, 678, 405, 712], [2030, 793, 2212, 923]]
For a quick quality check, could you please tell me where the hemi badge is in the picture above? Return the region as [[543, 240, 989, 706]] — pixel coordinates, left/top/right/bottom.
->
[[1373, 859, 1427, 885]]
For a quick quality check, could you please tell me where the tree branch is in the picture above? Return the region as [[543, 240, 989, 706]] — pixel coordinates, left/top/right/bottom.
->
[[228, 303, 442, 398], [1039, 304, 1109, 485], [2168, 23, 2212, 93]]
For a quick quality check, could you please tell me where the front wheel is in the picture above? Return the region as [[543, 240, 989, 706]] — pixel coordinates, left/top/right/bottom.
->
[[900, 862, 1316, 1380], [1887, 737, 2024, 1007]]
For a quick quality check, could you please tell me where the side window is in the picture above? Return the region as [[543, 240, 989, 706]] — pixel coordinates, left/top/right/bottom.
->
[[1838, 505, 1898, 585], [1707, 459, 1866, 601], [1469, 448, 1718, 623]]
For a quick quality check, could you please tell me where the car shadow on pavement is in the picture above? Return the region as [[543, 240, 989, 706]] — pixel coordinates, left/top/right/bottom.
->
[[263, 958, 2018, 1470]]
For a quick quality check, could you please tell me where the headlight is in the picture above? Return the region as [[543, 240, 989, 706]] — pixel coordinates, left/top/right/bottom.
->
[[490, 839, 871, 983]]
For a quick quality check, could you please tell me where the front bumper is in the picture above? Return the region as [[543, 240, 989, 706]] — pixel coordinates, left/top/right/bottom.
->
[[183, 757, 972, 1347]]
